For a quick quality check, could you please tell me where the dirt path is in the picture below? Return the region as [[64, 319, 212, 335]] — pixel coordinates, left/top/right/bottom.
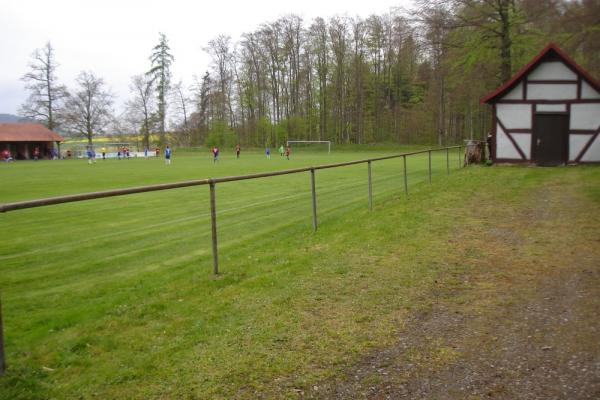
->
[[304, 175, 600, 399]]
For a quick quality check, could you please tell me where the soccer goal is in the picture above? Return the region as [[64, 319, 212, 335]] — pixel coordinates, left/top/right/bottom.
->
[[286, 140, 331, 154]]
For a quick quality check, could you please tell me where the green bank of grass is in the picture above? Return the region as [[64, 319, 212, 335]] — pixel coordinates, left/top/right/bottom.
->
[[1, 150, 597, 398]]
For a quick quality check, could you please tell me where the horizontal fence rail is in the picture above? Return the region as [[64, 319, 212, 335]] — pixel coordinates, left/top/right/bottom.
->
[[0, 144, 471, 374]]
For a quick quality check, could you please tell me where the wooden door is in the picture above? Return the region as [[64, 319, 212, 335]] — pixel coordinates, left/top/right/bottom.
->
[[533, 114, 568, 166]]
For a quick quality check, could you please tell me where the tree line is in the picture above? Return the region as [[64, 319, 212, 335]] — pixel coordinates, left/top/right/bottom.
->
[[19, 0, 599, 147]]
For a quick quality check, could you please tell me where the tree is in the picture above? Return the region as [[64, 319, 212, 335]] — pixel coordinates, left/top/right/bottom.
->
[[309, 17, 329, 140], [147, 32, 175, 144], [169, 81, 192, 145], [204, 35, 235, 127], [127, 74, 155, 149], [63, 71, 114, 145], [189, 71, 213, 145], [19, 42, 68, 131]]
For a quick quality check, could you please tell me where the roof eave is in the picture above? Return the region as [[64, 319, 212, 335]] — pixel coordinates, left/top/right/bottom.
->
[[480, 43, 600, 104]]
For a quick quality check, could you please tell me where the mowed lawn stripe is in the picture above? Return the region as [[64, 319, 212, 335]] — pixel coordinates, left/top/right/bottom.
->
[[1, 148, 465, 399]]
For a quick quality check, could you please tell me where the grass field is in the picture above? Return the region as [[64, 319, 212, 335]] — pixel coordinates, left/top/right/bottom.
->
[[1, 147, 597, 399]]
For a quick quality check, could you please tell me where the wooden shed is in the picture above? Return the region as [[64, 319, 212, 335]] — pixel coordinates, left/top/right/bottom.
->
[[0, 123, 64, 160], [481, 43, 600, 165]]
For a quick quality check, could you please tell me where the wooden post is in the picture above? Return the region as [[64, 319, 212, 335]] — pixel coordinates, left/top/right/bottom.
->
[[428, 150, 432, 184], [310, 169, 317, 231], [209, 181, 219, 275], [446, 147, 450, 175], [403, 155, 408, 195], [368, 161, 373, 211], [0, 295, 5, 375]]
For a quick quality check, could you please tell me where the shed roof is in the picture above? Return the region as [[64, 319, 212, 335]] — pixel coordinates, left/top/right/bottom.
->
[[0, 123, 64, 142], [480, 43, 600, 104]]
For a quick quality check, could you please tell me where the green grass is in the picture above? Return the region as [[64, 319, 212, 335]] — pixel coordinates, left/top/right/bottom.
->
[[1, 148, 596, 399]]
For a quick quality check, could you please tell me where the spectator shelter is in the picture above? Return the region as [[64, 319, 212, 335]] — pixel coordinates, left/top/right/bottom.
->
[[0, 123, 64, 160], [481, 43, 600, 165]]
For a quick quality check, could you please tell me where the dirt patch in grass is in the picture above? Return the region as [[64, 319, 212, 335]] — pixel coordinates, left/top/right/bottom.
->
[[304, 171, 600, 399]]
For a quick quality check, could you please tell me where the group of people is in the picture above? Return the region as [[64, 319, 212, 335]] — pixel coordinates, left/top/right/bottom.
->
[[2, 147, 58, 161], [1, 149, 13, 162], [265, 145, 291, 159], [210, 144, 291, 163], [116, 146, 131, 160], [6, 144, 292, 165]]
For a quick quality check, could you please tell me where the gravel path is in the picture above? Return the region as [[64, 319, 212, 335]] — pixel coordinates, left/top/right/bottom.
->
[[303, 176, 600, 399]]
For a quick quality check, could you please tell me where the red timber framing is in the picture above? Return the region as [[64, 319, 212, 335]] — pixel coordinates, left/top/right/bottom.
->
[[481, 43, 600, 164]]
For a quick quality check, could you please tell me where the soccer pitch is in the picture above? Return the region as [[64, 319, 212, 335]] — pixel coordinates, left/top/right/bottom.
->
[[0, 147, 461, 399]]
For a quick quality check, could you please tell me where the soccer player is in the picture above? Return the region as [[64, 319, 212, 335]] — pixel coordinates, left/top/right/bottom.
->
[[285, 146, 291, 160], [144, 147, 149, 159], [235, 144, 241, 159], [212, 146, 219, 163], [101, 147, 106, 160], [266, 146, 271, 159], [2, 149, 12, 162], [86, 147, 96, 164], [279, 145, 284, 157], [165, 145, 172, 165], [33, 146, 40, 161]]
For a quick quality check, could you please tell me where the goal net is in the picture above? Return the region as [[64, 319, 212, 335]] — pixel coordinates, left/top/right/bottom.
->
[[286, 140, 331, 154]]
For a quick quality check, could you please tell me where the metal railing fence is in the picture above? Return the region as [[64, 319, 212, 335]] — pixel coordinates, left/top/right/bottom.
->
[[0, 144, 467, 374]]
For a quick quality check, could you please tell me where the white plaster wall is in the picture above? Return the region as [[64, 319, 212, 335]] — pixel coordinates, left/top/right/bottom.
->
[[537, 104, 567, 112], [581, 81, 600, 99], [502, 82, 523, 100], [496, 125, 522, 159], [512, 133, 531, 159], [527, 83, 577, 100], [528, 61, 577, 80], [581, 135, 600, 162], [496, 104, 532, 129], [570, 104, 600, 130], [569, 134, 590, 161]]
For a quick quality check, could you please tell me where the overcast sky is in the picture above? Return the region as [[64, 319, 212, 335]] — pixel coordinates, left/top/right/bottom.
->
[[0, 0, 414, 116]]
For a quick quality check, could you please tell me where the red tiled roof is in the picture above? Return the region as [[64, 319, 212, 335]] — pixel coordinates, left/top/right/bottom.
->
[[480, 43, 600, 104], [0, 123, 64, 142]]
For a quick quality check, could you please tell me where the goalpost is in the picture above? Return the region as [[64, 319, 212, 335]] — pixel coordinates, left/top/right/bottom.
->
[[286, 140, 331, 154]]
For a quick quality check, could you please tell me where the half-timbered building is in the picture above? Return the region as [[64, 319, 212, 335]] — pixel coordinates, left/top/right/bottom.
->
[[481, 43, 600, 165]]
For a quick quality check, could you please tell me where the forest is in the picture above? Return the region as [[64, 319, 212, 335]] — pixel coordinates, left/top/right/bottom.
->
[[19, 0, 600, 147]]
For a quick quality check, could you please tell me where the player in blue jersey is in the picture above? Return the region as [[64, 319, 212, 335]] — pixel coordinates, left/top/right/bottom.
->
[[165, 145, 172, 165], [86, 147, 96, 164]]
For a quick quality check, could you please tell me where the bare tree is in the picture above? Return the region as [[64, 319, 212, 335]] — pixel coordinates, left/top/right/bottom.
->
[[309, 17, 329, 140], [63, 71, 114, 145], [204, 35, 235, 126], [19, 42, 68, 131], [169, 81, 193, 145], [127, 74, 155, 149]]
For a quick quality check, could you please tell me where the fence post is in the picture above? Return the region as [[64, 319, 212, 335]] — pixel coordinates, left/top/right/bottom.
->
[[209, 180, 219, 275], [0, 295, 5, 375], [368, 161, 373, 211], [428, 150, 432, 184], [310, 169, 317, 231], [446, 147, 450, 175], [403, 155, 408, 195]]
